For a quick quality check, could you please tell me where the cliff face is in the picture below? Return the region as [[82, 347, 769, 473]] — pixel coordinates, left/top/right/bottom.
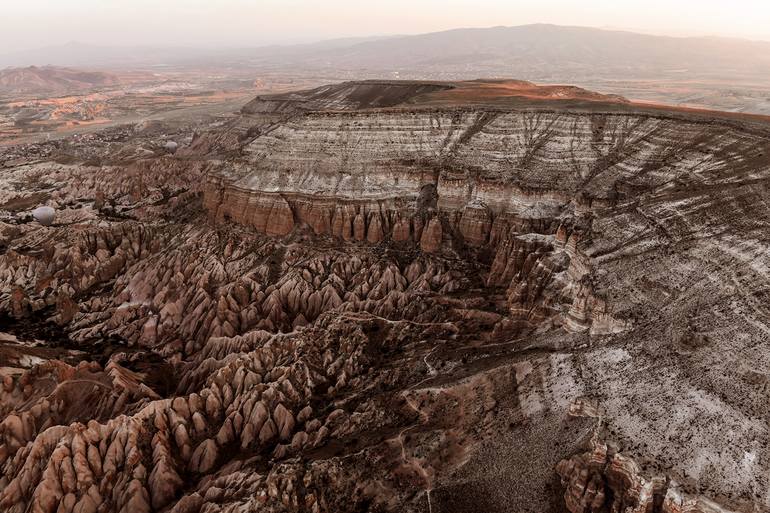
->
[[3, 81, 770, 513], [203, 104, 768, 336]]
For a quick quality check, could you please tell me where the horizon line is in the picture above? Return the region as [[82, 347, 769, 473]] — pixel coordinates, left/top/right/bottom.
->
[[3, 22, 770, 57]]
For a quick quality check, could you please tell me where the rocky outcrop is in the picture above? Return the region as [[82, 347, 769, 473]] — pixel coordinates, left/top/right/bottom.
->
[[557, 442, 735, 513]]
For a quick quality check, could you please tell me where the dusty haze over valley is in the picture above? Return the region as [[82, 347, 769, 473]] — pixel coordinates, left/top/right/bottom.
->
[[3, 2, 770, 513], [4, 23, 770, 147]]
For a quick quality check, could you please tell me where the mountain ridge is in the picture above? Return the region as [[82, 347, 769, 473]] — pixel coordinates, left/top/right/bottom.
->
[[0, 65, 120, 95], [3, 24, 770, 71]]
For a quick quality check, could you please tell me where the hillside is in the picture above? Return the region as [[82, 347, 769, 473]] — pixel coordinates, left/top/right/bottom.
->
[[0, 65, 119, 95]]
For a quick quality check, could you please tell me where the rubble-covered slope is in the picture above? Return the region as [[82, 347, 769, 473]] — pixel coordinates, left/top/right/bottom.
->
[[2, 80, 770, 513]]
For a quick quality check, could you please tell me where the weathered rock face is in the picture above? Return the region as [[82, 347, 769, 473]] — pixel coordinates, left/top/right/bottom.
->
[[204, 98, 770, 337], [203, 103, 770, 267], [556, 437, 738, 513], [2, 80, 770, 513]]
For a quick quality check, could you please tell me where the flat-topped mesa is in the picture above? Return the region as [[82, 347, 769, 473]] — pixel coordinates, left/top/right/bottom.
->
[[203, 80, 764, 252], [201, 79, 770, 335]]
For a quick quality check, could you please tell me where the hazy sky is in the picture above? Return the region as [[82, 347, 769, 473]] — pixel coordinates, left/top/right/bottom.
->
[[3, 0, 770, 51]]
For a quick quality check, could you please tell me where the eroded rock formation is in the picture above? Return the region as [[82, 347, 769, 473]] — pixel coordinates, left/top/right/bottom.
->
[[2, 80, 770, 513]]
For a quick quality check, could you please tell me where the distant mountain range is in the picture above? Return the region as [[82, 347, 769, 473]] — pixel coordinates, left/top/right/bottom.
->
[[247, 24, 770, 81], [3, 24, 770, 80], [0, 66, 119, 95], [3, 25, 770, 113]]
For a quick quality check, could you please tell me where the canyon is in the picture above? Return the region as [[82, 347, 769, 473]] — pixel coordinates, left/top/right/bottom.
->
[[2, 79, 770, 513]]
